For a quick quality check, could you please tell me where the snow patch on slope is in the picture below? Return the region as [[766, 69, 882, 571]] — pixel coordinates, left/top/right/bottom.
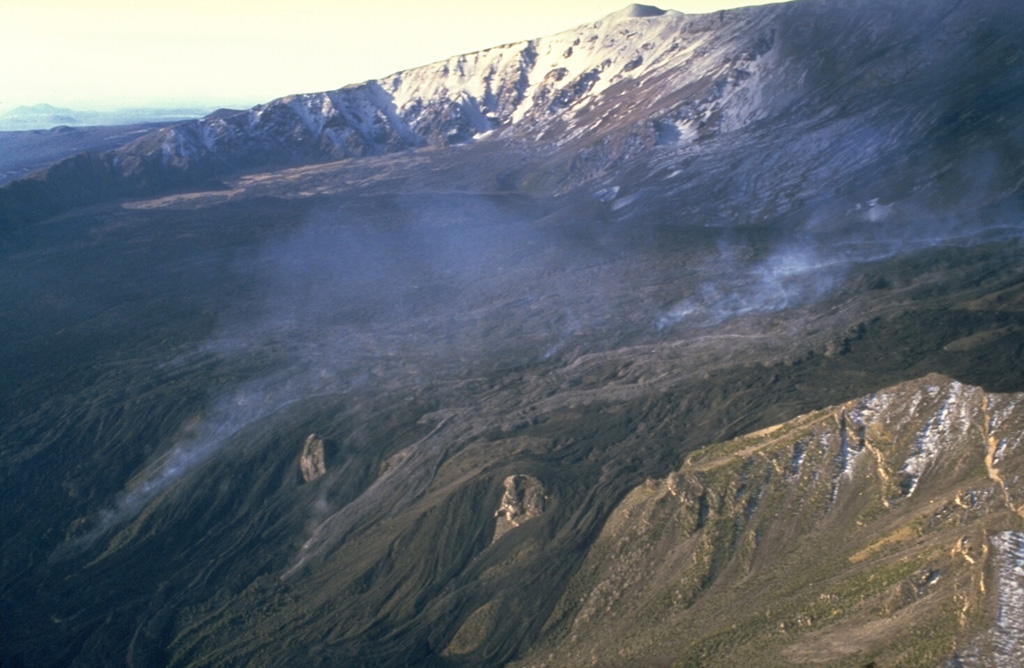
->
[[989, 532, 1024, 667], [899, 382, 976, 497]]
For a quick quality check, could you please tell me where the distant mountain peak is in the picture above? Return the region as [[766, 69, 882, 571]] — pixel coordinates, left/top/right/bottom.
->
[[2, 103, 77, 119], [607, 3, 671, 19]]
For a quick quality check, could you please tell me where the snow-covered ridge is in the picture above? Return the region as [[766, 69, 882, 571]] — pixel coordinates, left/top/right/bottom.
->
[[120, 3, 784, 177], [6, 0, 1016, 232]]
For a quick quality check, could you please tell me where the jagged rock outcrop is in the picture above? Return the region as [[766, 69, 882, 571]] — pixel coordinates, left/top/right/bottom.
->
[[494, 474, 547, 542], [514, 374, 1024, 668], [299, 433, 327, 483]]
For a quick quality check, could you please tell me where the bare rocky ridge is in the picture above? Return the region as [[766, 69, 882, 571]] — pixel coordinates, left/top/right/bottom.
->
[[513, 375, 1024, 667]]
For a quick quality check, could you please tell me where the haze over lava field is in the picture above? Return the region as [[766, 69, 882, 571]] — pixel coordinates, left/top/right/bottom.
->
[[2, 1, 1024, 666]]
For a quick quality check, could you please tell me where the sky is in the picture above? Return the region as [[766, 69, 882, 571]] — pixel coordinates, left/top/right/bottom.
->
[[0, 0, 790, 114]]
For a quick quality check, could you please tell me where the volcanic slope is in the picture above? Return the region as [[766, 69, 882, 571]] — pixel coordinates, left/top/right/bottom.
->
[[513, 374, 1024, 668], [2, 1, 1024, 667]]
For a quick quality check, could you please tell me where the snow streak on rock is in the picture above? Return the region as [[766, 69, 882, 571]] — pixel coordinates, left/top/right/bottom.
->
[[899, 383, 977, 496], [989, 532, 1024, 668]]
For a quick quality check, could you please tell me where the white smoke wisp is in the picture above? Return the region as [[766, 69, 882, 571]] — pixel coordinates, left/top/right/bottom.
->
[[656, 246, 844, 330], [51, 195, 563, 561], [50, 367, 344, 561], [655, 197, 1024, 332]]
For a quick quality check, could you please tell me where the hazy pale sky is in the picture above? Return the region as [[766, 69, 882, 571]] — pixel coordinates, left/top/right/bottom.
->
[[0, 0, 788, 113]]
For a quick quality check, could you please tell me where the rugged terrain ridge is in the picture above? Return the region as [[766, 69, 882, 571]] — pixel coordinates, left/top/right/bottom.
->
[[513, 374, 1024, 667]]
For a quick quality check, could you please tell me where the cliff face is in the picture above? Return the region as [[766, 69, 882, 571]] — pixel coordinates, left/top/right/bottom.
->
[[513, 374, 1024, 667]]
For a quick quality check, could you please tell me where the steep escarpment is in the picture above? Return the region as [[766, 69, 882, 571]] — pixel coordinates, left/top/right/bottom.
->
[[514, 375, 1024, 668]]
